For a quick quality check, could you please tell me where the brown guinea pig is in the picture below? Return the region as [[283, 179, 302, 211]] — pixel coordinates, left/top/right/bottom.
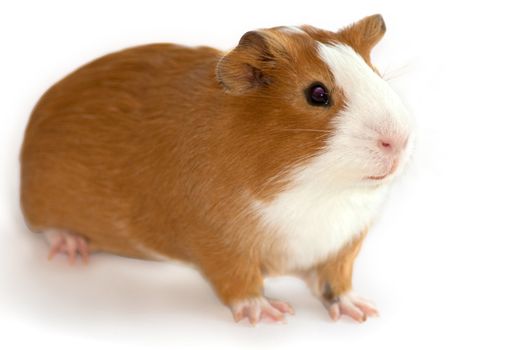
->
[[20, 14, 413, 324]]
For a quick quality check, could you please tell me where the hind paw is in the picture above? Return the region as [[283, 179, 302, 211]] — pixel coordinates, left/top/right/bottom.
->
[[44, 229, 90, 265]]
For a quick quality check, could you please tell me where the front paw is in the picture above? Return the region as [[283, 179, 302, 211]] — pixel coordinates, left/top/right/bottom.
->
[[230, 297, 295, 325], [325, 291, 379, 322]]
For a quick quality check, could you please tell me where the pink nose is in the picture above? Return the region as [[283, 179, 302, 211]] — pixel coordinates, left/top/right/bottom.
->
[[377, 136, 408, 154], [379, 140, 392, 149]]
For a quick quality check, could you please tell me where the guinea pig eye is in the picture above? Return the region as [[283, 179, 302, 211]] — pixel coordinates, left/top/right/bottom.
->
[[306, 83, 330, 106]]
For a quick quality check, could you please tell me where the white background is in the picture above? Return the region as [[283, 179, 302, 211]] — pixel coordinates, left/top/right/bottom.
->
[[1, 0, 524, 349]]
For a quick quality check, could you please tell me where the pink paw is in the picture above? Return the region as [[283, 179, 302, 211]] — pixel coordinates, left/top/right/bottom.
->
[[44, 229, 90, 265], [230, 297, 295, 325], [327, 291, 379, 322]]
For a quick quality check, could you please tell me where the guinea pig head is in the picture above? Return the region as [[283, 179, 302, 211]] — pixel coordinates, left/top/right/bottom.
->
[[216, 14, 413, 192]]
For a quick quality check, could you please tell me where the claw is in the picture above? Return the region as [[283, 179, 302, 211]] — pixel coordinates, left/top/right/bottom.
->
[[47, 235, 64, 260], [329, 303, 341, 320], [77, 237, 90, 264]]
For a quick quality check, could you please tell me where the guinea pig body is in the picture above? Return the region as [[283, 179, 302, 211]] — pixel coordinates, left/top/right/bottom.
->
[[20, 14, 412, 324]]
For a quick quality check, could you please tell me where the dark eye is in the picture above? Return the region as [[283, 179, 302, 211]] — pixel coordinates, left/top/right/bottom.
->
[[306, 83, 330, 106]]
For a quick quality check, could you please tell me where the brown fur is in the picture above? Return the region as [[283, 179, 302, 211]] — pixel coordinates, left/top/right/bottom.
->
[[317, 230, 368, 302], [20, 15, 385, 305]]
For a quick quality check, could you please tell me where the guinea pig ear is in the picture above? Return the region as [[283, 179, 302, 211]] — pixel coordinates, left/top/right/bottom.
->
[[338, 14, 386, 63], [216, 31, 275, 95]]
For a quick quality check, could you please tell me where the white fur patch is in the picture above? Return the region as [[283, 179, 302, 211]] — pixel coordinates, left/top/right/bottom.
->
[[254, 176, 388, 271], [252, 42, 412, 272]]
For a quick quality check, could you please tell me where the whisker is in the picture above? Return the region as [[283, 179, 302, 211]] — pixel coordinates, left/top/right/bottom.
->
[[382, 62, 412, 82]]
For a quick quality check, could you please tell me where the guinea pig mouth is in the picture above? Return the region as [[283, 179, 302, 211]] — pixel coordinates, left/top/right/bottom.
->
[[365, 159, 399, 181], [366, 173, 389, 181]]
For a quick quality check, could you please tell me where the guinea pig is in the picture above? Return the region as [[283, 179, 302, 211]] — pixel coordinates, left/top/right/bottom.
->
[[20, 14, 413, 324]]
